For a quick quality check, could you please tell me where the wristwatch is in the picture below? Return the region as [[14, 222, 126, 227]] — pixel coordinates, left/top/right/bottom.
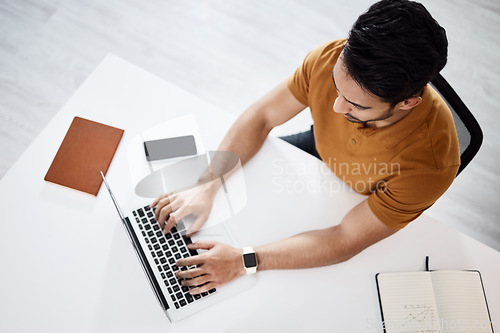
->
[[242, 247, 258, 274]]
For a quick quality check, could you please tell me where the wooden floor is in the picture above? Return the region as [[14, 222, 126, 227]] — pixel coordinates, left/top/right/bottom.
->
[[1, 0, 499, 250]]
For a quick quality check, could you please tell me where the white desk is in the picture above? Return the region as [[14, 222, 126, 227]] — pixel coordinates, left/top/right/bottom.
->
[[1, 54, 498, 332]]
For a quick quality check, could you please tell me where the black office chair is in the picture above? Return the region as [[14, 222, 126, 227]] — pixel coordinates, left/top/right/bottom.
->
[[430, 74, 483, 177]]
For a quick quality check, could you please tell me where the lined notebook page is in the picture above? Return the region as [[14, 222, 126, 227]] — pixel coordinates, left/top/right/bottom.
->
[[432, 270, 493, 333], [377, 272, 442, 332]]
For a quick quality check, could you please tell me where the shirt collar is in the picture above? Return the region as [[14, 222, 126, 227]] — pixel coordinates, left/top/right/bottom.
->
[[359, 85, 434, 149]]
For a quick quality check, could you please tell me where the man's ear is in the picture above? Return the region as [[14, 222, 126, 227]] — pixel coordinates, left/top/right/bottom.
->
[[397, 96, 422, 111]]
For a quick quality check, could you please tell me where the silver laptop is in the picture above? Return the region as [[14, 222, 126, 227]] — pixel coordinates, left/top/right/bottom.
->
[[100, 172, 256, 322]]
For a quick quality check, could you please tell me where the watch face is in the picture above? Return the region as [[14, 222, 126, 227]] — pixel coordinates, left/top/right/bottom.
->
[[243, 253, 257, 268]]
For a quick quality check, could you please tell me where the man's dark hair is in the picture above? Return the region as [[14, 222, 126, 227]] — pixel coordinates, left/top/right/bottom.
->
[[342, 0, 448, 106]]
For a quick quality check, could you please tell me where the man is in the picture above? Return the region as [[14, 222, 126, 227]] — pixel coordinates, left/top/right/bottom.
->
[[151, 0, 460, 295]]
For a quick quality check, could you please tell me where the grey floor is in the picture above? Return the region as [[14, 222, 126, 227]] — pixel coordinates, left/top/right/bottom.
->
[[1, 0, 499, 250]]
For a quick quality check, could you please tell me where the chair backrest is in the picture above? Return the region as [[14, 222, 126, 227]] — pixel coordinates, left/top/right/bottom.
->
[[429, 74, 483, 177]]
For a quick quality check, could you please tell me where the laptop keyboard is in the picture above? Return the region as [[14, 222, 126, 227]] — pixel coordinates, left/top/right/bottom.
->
[[133, 205, 216, 309]]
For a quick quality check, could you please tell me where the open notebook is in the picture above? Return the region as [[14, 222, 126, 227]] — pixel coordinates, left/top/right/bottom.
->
[[376, 270, 494, 333]]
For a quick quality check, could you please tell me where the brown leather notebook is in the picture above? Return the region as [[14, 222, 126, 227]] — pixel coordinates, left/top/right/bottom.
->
[[44, 117, 124, 196]]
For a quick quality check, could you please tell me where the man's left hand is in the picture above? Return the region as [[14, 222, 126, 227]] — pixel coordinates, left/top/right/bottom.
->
[[175, 241, 246, 295]]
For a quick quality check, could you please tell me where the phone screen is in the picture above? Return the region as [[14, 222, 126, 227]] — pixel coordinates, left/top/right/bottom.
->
[[144, 135, 197, 161]]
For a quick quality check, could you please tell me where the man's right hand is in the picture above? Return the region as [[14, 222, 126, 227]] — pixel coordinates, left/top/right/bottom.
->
[[150, 180, 221, 236], [151, 80, 306, 236]]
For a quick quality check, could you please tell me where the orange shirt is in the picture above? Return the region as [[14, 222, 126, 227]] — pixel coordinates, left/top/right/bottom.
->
[[287, 39, 460, 229]]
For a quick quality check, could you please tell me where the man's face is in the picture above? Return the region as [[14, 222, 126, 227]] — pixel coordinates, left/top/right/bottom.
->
[[332, 56, 395, 126]]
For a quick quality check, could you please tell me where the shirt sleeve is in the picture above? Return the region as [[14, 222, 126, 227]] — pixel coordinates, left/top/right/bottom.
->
[[286, 43, 334, 106], [367, 165, 459, 229]]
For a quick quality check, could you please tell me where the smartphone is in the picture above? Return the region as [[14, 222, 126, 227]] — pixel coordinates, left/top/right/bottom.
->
[[144, 135, 197, 161]]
